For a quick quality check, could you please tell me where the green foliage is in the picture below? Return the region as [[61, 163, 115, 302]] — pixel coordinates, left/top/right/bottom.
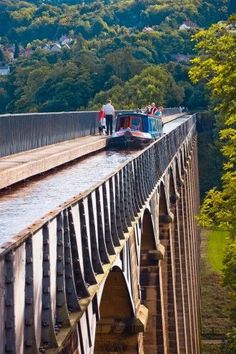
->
[[190, 17, 236, 339], [191, 19, 236, 236], [89, 65, 184, 109], [200, 230, 234, 346], [223, 241, 236, 293], [0, 86, 9, 112], [206, 230, 228, 273], [0, 0, 234, 113], [190, 23, 236, 118], [197, 0, 230, 27], [221, 327, 236, 353]]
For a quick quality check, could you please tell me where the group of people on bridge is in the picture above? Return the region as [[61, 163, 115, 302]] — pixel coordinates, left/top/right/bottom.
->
[[144, 102, 163, 116]]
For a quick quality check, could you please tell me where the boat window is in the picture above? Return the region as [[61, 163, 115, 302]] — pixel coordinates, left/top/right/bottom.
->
[[118, 116, 131, 130], [149, 117, 157, 131], [131, 116, 142, 130], [117, 115, 143, 131]]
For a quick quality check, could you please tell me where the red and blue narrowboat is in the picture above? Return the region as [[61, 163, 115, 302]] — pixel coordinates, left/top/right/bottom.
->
[[108, 112, 163, 148]]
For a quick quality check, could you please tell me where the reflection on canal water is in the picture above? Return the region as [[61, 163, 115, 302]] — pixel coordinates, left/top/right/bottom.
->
[[0, 150, 136, 244]]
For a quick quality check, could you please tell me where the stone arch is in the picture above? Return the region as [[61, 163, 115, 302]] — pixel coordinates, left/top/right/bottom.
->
[[140, 208, 157, 307], [180, 148, 186, 176], [159, 182, 168, 215], [94, 266, 138, 353], [159, 181, 171, 227], [169, 166, 178, 205], [99, 266, 134, 318], [183, 143, 188, 167], [175, 156, 183, 187], [141, 208, 156, 252]]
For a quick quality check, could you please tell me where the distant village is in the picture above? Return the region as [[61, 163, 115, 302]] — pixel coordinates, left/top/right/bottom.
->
[[0, 34, 74, 76], [0, 20, 198, 76]]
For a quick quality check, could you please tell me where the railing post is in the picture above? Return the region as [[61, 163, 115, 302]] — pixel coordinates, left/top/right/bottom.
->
[[68, 210, 90, 298], [95, 188, 110, 264], [87, 195, 104, 274], [109, 178, 120, 247], [40, 224, 58, 350], [78, 202, 97, 285], [63, 208, 81, 312], [55, 213, 71, 331], [4, 251, 15, 353], [114, 173, 125, 239]]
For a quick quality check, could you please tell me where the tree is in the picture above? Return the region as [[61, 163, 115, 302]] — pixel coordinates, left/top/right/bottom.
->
[[104, 47, 145, 82], [189, 17, 236, 342], [189, 18, 236, 233], [90, 65, 184, 109]]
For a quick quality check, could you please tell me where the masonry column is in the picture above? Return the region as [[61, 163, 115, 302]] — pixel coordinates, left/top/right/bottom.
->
[[159, 213, 176, 354], [178, 178, 194, 354], [170, 188, 188, 354], [140, 246, 165, 354], [185, 143, 201, 354], [140, 210, 166, 354]]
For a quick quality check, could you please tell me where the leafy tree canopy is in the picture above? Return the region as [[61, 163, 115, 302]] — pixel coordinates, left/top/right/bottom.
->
[[89, 64, 184, 109], [190, 17, 236, 234]]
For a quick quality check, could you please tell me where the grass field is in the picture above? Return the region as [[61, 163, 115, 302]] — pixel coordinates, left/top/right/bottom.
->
[[206, 229, 228, 273]]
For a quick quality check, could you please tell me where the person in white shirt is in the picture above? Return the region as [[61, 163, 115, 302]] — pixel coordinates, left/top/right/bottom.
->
[[103, 99, 115, 135]]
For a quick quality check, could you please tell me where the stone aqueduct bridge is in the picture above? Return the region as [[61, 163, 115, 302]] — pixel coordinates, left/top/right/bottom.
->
[[0, 113, 200, 354]]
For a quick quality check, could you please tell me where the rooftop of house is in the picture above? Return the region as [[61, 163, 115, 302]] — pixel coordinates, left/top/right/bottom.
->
[[143, 26, 154, 33]]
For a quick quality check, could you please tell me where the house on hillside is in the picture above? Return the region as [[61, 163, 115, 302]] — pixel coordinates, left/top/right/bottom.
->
[[43, 44, 51, 51], [179, 21, 198, 31], [0, 65, 10, 75], [143, 26, 154, 33], [59, 35, 73, 46], [63, 43, 71, 50], [226, 22, 236, 34], [51, 43, 62, 52]]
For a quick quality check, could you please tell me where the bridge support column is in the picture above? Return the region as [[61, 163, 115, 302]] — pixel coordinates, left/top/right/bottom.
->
[[171, 188, 188, 354], [184, 145, 201, 354], [177, 142, 200, 354], [178, 181, 194, 354], [159, 213, 181, 354], [95, 315, 146, 354], [140, 245, 165, 354]]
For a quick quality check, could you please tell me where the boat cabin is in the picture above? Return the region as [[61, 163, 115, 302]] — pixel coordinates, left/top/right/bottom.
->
[[115, 113, 163, 138]]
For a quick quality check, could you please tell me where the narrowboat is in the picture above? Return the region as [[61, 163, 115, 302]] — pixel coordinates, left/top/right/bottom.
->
[[108, 112, 163, 148]]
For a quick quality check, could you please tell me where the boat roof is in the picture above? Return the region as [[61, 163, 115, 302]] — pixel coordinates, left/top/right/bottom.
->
[[118, 111, 149, 116], [117, 111, 159, 119]]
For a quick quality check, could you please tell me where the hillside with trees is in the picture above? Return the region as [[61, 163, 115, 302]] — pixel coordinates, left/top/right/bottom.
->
[[190, 16, 236, 352], [0, 0, 234, 113]]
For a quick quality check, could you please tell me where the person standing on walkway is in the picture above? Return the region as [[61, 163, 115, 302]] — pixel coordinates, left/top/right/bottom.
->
[[98, 105, 106, 134], [103, 99, 115, 136]]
